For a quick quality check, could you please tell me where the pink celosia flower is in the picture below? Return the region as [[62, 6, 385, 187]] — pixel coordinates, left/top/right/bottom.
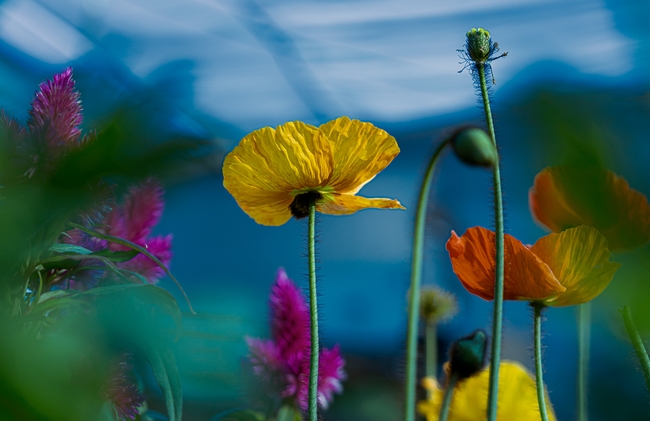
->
[[28, 67, 82, 150], [103, 179, 173, 283], [103, 354, 146, 421], [59, 178, 173, 288], [247, 269, 346, 411]]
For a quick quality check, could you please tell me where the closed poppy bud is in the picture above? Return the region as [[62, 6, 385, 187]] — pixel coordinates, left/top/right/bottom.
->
[[451, 127, 497, 167], [449, 330, 487, 381], [465, 28, 493, 63]]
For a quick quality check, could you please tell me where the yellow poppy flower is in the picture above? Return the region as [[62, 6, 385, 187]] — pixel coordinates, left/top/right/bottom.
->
[[223, 116, 404, 226], [418, 361, 556, 421]]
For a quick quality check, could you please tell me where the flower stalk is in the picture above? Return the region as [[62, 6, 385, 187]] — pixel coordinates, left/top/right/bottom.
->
[[471, 32, 506, 421], [621, 305, 650, 393], [405, 139, 449, 421], [307, 202, 319, 421], [533, 302, 550, 421], [577, 303, 590, 421], [438, 373, 458, 421]]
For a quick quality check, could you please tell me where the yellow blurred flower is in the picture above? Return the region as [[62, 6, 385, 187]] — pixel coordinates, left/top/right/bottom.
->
[[418, 361, 556, 421], [223, 116, 404, 226]]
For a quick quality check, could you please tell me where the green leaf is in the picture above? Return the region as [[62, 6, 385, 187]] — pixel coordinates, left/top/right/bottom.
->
[[148, 346, 183, 421], [68, 222, 195, 314], [91, 249, 139, 262], [275, 406, 301, 421], [48, 243, 93, 255]]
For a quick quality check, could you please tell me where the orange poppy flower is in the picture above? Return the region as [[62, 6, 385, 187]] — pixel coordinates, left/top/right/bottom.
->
[[446, 225, 620, 306], [529, 166, 650, 251]]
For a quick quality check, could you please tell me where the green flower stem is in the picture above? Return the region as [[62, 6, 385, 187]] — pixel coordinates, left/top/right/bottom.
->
[[438, 373, 458, 421], [533, 302, 550, 421], [621, 306, 650, 392], [577, 302, 591, 421], [425, 321, 438, 381], [477, 64, 505, 421], [307, 203, 319, 421], [405, 139, 449, 421]]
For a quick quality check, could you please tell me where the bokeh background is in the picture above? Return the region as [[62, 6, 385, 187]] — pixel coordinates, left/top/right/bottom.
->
[[2, 0, 650, 419]]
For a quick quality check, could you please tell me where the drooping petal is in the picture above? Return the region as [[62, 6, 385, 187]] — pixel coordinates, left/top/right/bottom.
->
[[223, 122, 334, 225], [418, 361, 556, 421], [446, 227, 565, 301], [319, 117, 400, 194], [529, 167, 583, 232], [270, 268, 310, 362], [530, 226, 621, 306], [27, 68, 82, 150], [529, 166, 650, 251], [317, 193, 404, 215], [118, 234, 172, 284], [317, 345, 346, 409]]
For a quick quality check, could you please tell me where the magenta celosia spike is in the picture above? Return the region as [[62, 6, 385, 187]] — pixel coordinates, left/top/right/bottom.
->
[[270, 268, 310, 362], [317, 345, 346, 409], [118, 234, 173, 284], [117, 178, 165, 245], [27, 68, 82, 149], [103, 354, 146, 421], [246, 337, 283, 378]]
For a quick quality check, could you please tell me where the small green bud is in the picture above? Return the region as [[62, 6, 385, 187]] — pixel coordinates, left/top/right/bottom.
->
[[465, 28, 492, 63], [449, 330, 487, 381], [420, 286, 458, 324], [451, 127, 498, 167]]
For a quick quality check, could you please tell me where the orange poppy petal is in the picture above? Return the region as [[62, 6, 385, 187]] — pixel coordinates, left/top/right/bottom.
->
[[529, 166, 650, 251], [317, 193, 405, 215], [530, 226, 621, 306], [529, 167, 583, 233], [446, 227, 565, 301], [319, 117, 400, 194]]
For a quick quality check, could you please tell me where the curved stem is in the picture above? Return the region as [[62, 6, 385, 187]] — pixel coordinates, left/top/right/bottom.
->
[[307, 203, 319, 421], [405, 139, 449, 421], [425, 321, 438, 380], [533, 302, 550, 421], [621, 306, 650, 393], [577, 303, 591, 421], [477, 64, 505, 421], [438, 373, 458, 421]]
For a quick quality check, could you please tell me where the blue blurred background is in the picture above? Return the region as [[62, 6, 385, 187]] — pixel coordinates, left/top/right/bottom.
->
[[2, 0, 650, 419]]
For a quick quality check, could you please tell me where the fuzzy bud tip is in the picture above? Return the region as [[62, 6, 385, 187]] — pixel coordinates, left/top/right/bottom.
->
[[465, 28, 493, 63]]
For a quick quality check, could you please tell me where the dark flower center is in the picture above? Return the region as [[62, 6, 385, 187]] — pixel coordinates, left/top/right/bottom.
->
[[289, 190, 322, 219]]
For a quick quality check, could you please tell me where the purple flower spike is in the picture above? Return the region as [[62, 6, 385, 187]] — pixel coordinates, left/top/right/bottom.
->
[[270, 268, 310, 362], [103, 354, 146, 421], [247, 269, 346, 412], [28, 67, 82, 150]]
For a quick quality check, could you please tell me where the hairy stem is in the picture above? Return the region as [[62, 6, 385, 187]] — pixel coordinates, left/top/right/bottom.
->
[[577, 303, 590, 421], [533, 302, 550, 421], [477, 64, 505, 421], [621, 306, 650, 393], [307, 203, 319, 421], [405, 140, 449, 421]]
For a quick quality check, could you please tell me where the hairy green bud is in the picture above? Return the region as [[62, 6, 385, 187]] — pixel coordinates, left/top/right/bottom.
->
[[451, 127, 498, 167], [449, 330, 487, 381], [466, 28, 493, 63]]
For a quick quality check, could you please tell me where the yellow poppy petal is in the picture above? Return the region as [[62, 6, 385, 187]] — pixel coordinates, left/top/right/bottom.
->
[[530, 226, 621, 306], [446, 227, 565, 302], [317, 193, 405, 215], [417, 361, 556, 421], [223, 122, 335, 225], [319, 116, 400, 194]]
